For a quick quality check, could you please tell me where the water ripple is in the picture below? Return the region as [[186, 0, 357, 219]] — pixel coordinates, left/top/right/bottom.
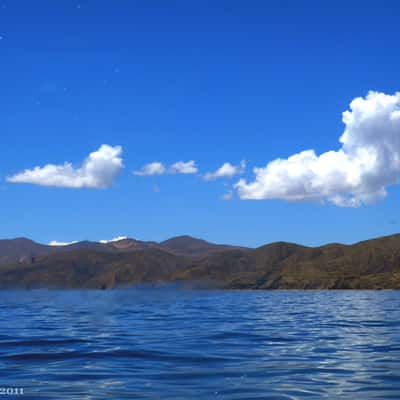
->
[[0, 289, 399, 399]]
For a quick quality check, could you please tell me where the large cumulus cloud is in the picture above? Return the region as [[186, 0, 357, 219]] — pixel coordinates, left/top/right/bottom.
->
[[236, 91, 400, 207]]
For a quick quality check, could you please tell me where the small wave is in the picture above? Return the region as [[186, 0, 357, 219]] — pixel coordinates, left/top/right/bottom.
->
[[0, 338, 88, 347], [4, 349, 232, 363]]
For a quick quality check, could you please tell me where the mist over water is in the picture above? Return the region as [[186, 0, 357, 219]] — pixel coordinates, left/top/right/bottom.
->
[[0, 289, 399, 399]]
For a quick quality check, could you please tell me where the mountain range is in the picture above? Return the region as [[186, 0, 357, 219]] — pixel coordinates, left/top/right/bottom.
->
[[0, 236, 244, 265], [0, 234, 399, 289]]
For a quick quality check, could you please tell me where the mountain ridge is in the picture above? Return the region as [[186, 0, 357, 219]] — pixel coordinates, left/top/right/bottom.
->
[[0, 233, 400, 289], [0, 235, 248, 266]]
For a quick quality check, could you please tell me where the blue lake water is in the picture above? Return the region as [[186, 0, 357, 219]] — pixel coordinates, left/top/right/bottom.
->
[[0, 289, 399, 399]]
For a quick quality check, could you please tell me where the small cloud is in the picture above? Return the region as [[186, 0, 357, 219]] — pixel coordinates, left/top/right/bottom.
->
[[221, 190, 234, 201], [134, 160, 198, 176], [48, 240, 78, 246], [204, 160, 246, 181], [7, 145, 123, 189], [99, 236, 128, 244], [133, 162, 165, 176], [169, 160, 198, 174], [153, 184, 161, 193]]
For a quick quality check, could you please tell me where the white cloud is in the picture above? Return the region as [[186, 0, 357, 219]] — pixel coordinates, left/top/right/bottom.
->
[[99, 236, 128, 244], [133, 162, 165, 176], [134, 160, 198, 176], [169, 160, 198, 174], [221, 190, 234, 201], [48, 240, 78, 246], [7, 145, 123, 189], [49, 237, 128, 246], [236, 91, 400, 207], [204, 160, 246, 180]]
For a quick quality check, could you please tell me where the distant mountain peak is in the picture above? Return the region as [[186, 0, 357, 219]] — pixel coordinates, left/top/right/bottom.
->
[[159, 235, 246, 257], [161, 235, 210, 244]]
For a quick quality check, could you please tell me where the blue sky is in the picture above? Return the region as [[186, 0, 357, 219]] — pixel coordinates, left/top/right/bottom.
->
[[1, 0, 400, 247]]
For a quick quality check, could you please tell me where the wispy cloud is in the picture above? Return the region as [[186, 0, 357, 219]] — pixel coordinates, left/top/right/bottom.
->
[[169, 160, 198, 174], [99, 236, 128, 244], [221, 190, 234, 201], [236, 91, 400, 207], [48, 240, 78, 246], [204, 160, 246, 181], [49, 237, 128, 246], [134, 160, 198, 176], [133, 162, 165, 176], [7, 145, 123, 189]]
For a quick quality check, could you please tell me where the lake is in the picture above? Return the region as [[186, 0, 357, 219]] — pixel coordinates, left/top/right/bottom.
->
[[0, 289, 399, 399]]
